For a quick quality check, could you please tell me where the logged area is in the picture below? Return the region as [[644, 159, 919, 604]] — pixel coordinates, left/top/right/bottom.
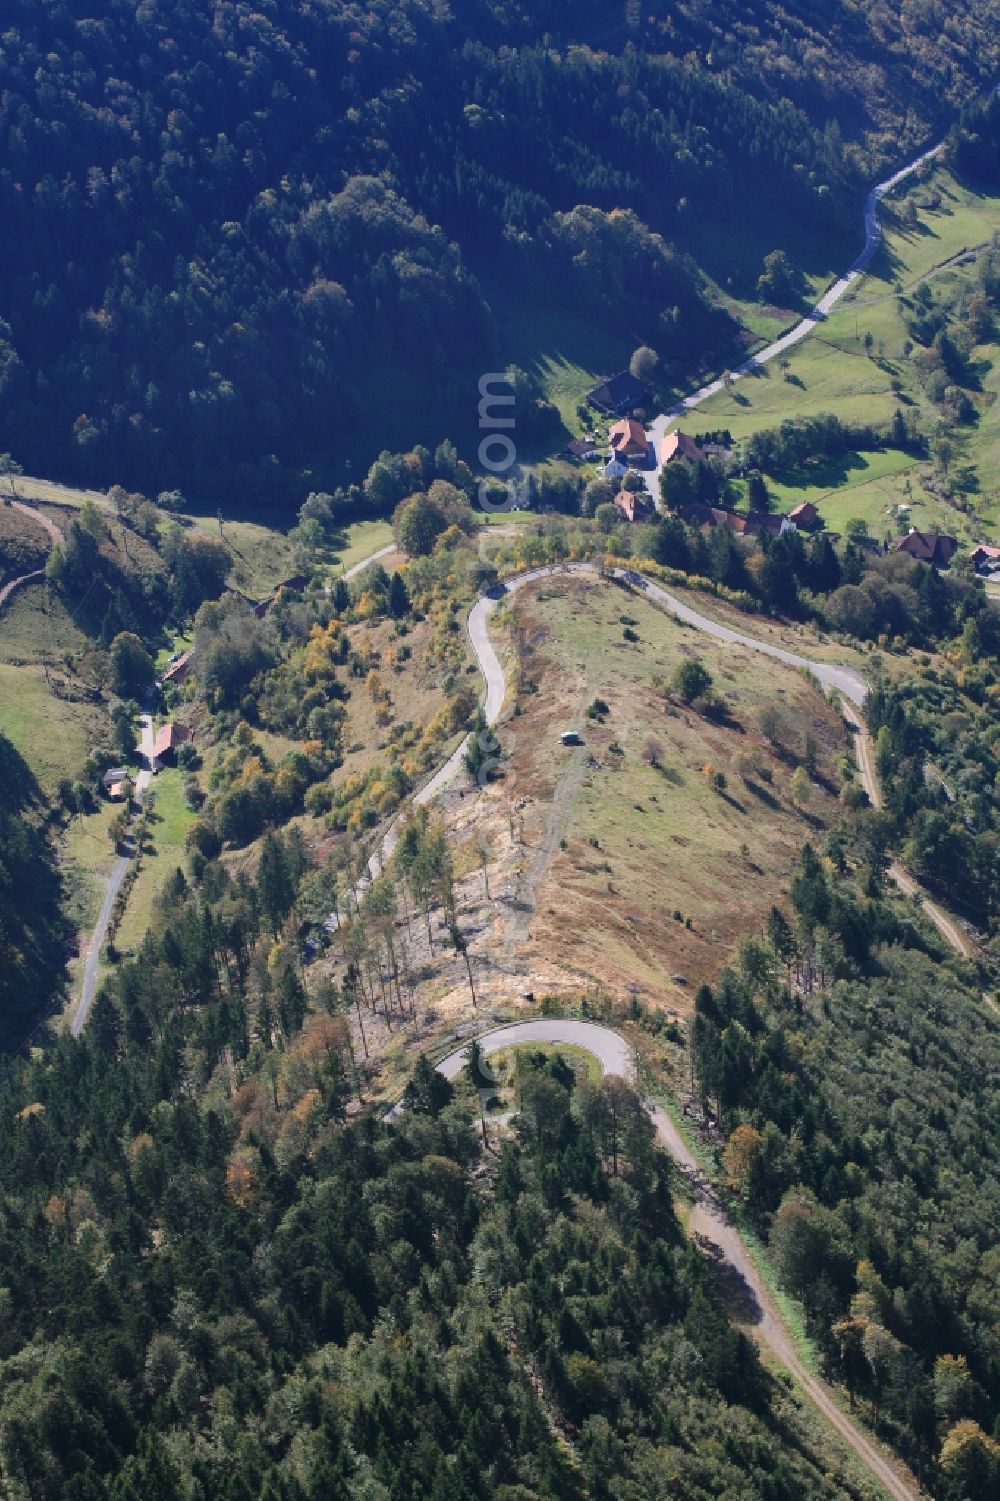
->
[[440, 575, 844, 1010]]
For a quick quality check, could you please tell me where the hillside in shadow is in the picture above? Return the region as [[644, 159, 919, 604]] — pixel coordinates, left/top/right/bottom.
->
[[0, 731, 68, 1049]]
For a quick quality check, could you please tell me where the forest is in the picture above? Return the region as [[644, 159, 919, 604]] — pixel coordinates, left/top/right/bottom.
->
[[690, 846, 1000, 1498], [0, 731, 67, 1050], [0, 828, 877, 1500], [1, 0, 998, 501]]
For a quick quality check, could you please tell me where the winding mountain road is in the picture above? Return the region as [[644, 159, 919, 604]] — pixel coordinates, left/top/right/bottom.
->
[[436, 1018, 919, 1501], [645, 138, 945, 490], [364, 555, 973, 965], [377, 557, 972, 1495]]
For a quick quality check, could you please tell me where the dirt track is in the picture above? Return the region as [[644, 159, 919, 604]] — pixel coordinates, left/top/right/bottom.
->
[[0, 500, 63, 612]]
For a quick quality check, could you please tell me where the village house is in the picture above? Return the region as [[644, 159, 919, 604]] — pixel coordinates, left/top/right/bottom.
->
[[561, 436, 600, 462], [153, 721, 192, 765], [159, 648, 192, 687], [677, 504, 796, 538], [613, 489, 652, 523], [604, 454, 629, 482], [587, 370, 651, 416], [787, 500, 821, 530], [969, 542, 1000, 572], [608, 417, 651, 467], [742, 510, 797, 539], [893, 529, 958, 567], [660, 430, 707, 466], [102, 767, 131, 800]]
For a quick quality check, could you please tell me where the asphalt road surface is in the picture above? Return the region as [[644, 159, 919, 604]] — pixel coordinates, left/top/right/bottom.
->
[[434, 1018, 919, 1501], [645, 139, 945, 492]]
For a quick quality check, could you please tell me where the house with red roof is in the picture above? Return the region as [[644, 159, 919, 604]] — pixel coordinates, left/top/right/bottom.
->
[[787, 500, 820, 530], [159, 649, 192, 686], [660, 430, 707, 465], [613, 490, 652, 523], [608, 417, 650, 466], [970, 542, 1000, 572], [153, 722, 192, 764], [678, 504, 795, 538]]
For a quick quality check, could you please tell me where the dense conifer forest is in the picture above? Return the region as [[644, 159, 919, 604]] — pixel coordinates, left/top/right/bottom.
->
[[2, 0, 999, 501], [692, 850, 1000, 1497], [0, 731, 67, 1049], [0, 842, 873, 1499]]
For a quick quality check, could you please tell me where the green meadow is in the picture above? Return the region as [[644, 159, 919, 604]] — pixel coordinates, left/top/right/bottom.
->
[[690, 167, 1000, 543]]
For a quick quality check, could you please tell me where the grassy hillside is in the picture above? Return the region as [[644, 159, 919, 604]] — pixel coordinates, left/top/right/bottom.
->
[[434, 574, 844, 1013], [691, 164, 1000, 542], [0, 586, 105, 790]]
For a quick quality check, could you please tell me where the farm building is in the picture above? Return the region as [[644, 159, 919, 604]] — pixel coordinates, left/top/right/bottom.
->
[[160, 649, 192, 686], [102, 767, 130, 800], [970, 543, 1000, 572], [613, 489, 652, 523], [660, 430, 707, 465], [562, 436, 600, 462], [153, 722, 192, 764], [677, 504, 795, 538], [587, 371, 651, 416], [893, 529, 958, 567], [787, 500, 820, 530], [608, 418, 650, 466]]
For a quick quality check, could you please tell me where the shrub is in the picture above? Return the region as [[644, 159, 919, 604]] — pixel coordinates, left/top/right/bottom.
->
[[671, 657, 713, 704]]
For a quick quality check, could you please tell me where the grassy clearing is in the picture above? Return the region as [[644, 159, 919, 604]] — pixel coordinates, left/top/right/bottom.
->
[[0, 662, 103, 790], [484, 576, 843, 1010], [0, 581, 107, 792], [476, 510, 536, 529], [336, 611, 467, 784], [13, 475, 107, 512], [116, 769, 195, 953], [0, 579, 90, 663], [181, 509, 297, 599], [330, 519, 394, 573], [0, 584, 105, 788]]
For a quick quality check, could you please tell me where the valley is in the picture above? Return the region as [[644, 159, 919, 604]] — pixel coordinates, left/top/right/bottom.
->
[[3, 8, 1000, 1500]]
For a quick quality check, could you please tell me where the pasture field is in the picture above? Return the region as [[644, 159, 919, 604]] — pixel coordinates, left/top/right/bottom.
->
[[441, 574, 845, 1013], [689, 167, 1000, 543]]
